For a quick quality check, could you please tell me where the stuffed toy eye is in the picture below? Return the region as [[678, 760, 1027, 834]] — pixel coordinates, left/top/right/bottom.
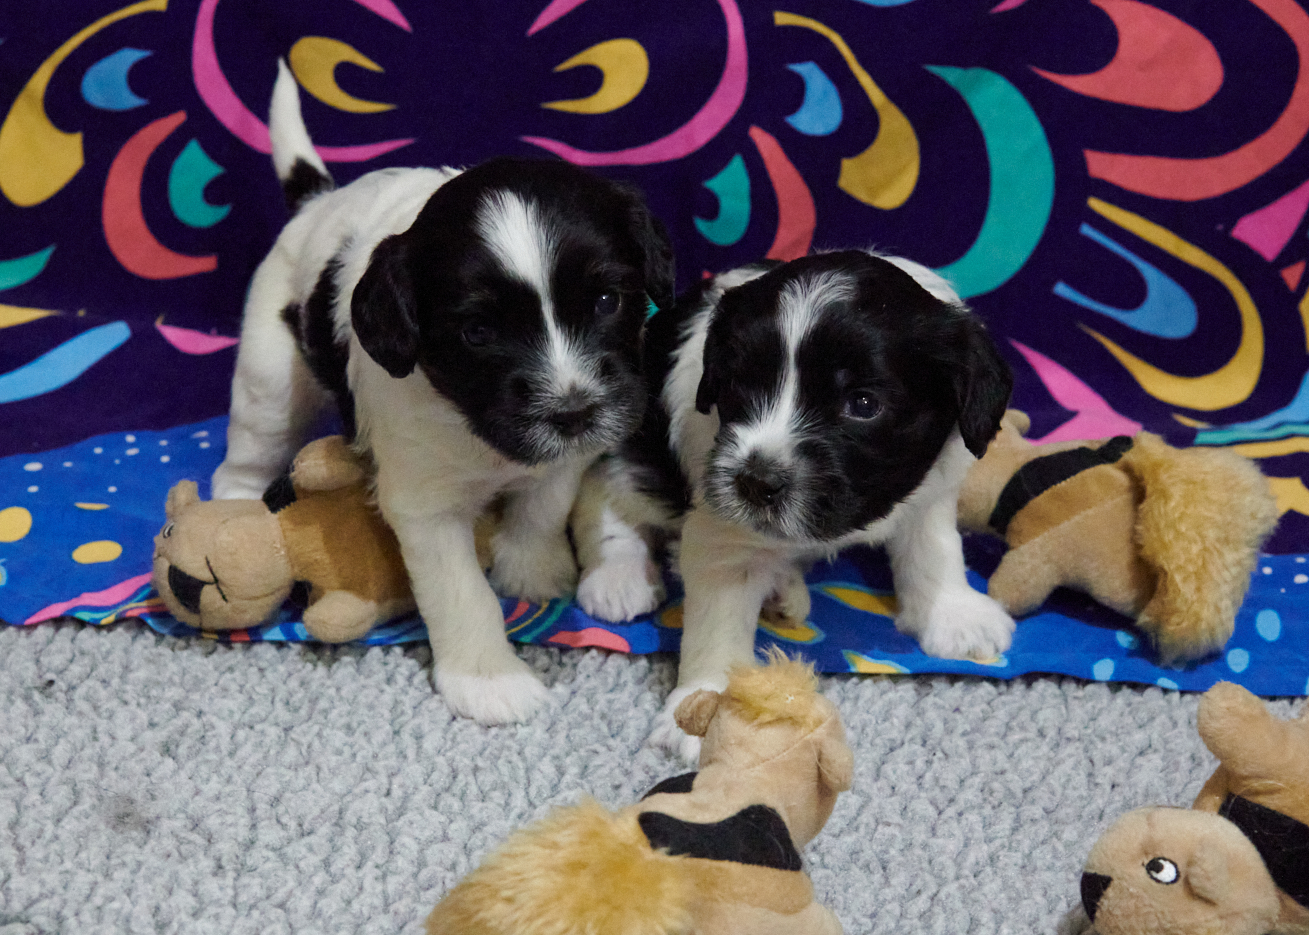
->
[[1145, 857, 1179, 884], [161, 522, 175, 538]]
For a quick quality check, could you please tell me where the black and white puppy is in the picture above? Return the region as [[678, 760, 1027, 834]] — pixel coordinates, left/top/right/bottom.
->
[[212, 61, 672, 724], [572, 251, 1014, 758]]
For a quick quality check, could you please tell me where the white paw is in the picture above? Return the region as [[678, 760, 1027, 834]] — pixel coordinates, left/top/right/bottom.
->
[[435, 663, 552, 725], [646, 680, 726, 765], [489, 532, 579, 601], [210, 461, 276, 500], [897, 588, 1015, 661], [576, 556, 664, 622], [762, 565, 811, 624]]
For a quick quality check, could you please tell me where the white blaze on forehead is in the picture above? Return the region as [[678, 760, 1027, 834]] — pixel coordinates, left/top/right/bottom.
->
[[475, 190, 591, 395], [725, 270, 854, 463]]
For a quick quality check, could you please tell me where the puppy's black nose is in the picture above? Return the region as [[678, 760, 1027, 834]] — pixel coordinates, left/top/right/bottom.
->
[[1080, 872, 1111, 922], [549, 404, 598, 437], [735, 463, 788, 507]]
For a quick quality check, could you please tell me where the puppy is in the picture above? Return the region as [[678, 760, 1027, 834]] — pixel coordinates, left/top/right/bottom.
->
[[212, 61, 673, 724], [572, 251, 1015, 757]]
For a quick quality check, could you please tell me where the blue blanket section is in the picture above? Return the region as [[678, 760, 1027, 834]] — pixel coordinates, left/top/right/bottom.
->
[[3, 417, 1306, 696]]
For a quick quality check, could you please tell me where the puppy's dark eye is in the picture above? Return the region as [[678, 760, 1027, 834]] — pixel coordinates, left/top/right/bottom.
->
[[844, 391, 882, 421], [161, 523, 174, 538], [462, 322, 496, 347], [594, 292, 620, 316]]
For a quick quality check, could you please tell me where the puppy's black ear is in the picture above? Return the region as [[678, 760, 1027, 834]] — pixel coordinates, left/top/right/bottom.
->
[[620, 187, 676, 312], [351, 235, 419, 378], [695, 314, 723, 415], [951, 315, 1013, 458]]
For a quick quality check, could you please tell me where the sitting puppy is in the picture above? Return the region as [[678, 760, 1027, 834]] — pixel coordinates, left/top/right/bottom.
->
[[212, 61, 672, 724], [573, 251, 1014, 757]]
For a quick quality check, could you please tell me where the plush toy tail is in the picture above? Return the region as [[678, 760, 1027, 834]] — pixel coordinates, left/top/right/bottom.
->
[[1127, 434, 1279, 663], [268, 58, 334, 213], [426, 800, 692, 935]]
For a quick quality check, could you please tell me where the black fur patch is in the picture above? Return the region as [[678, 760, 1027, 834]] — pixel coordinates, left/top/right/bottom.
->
[[637, 803, 802, 871], [288, 580, 312, 609], [1220, 793, 1309, 907], [987, 435, 1134, 535], [262, 474, 297, 513], [281, 258, 357, 439], [641, 772, 698, 799], [282, 157, 333, 213]]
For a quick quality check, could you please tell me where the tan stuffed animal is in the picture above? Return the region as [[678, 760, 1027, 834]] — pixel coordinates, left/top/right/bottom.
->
[[1081, 682, 1309, 935], [153, 435, 415, 642], [426, 652, 854, 935], [957, 410, 1278, 663]]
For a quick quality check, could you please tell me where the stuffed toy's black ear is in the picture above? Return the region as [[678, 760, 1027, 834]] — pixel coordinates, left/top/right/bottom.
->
[[950, 316, 1013, 458], [351, 235, 419, 378], [617, 185, 676, 313]]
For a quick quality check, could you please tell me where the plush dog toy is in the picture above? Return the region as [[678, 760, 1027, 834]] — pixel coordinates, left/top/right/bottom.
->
[[153, 435, 416, 642], [1081, 682, 1309, 935], [957, 410, 1278, 663], [426, 653, 854, 935]]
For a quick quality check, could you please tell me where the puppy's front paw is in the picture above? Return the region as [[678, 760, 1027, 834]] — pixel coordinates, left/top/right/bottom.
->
[[897, 589, 1015, 661], [761, 566, 811, 626], [489, 533, 579, 602], [435, 662, 551, 725], [646, 680, 726, 764], [211, 461, 276, 501], [576, 555, 664, 622]]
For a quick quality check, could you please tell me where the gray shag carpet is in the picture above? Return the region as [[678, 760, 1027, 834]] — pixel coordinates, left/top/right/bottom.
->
[[0, 620, 1299, 935]]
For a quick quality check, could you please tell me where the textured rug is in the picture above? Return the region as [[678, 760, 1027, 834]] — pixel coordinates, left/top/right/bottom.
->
[[1, 619, 1300, 935]]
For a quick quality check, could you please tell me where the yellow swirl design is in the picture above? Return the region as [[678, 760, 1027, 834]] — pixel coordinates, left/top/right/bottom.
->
[[0, 0, 167, 207], [774, 11, 919, 210], [543, 38, 649, 114], [288, 37, 395, 114]]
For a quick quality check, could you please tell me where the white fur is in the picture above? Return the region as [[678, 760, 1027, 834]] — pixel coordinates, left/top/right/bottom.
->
[[476, 192, 598, 404], [268, 58, 328, 184]]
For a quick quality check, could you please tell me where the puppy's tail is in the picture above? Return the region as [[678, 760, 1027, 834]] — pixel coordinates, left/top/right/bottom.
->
[[269, 58, 334, 213]]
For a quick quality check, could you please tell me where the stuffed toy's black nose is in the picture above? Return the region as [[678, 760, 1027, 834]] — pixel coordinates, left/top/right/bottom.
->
[[1081, 872, 1112, 922], [168, 564, 207, 615]]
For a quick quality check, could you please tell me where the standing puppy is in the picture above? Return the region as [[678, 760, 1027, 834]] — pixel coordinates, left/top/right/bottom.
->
[[573, 251, 1014, 757], [213, 62, 672, 724]]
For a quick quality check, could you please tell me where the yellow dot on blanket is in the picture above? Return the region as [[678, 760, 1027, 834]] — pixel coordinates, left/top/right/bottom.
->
[[843, 651, 908, 675], [657, 605, 683, 629], [757, 615, 822, 644], [74, 503, 110, 510], [72, 540, 122, 564], [0, 506, 33, 542], [819, 584, 898, 617]]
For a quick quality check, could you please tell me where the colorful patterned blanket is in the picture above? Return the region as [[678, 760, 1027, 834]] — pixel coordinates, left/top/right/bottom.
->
[[3, 0, 1308, 695]]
